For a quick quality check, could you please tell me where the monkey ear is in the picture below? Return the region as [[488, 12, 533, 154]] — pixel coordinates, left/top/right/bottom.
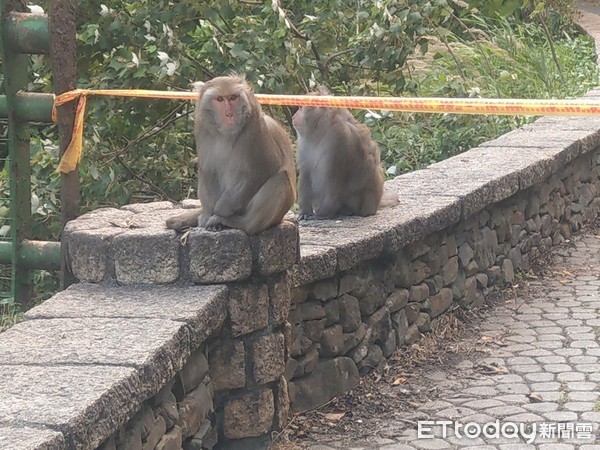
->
[[190, 81, 205, 92], [317, 85, 331, 96]]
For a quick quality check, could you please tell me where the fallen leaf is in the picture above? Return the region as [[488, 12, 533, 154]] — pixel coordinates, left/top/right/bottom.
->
[[392, 377, 408, 386], [323, 412, 345, 421], [527, 392, 543, 403]]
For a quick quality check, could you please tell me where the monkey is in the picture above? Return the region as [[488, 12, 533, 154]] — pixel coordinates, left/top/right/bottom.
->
[[292, 90, 397, 220], [166, 75, 296, 235]]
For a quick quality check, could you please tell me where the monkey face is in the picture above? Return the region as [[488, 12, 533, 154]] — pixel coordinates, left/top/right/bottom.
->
[[199, 77, 252, 135]]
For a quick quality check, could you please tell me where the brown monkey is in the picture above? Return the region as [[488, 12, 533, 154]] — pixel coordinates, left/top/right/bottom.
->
[[166, 75, 296, 235], [292, 92, 396, 219]]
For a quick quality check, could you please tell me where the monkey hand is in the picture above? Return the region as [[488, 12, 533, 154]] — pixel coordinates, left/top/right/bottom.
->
[[297, 213, 316, 221], [205, 214, 227, 232]]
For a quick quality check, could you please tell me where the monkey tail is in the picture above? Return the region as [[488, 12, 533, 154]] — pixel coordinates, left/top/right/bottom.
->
[[379, 190, 399, 209]]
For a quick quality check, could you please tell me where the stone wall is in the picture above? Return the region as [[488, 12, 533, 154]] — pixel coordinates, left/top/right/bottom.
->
[[0, 88, 598, 449], [287, 117, 600, 410]]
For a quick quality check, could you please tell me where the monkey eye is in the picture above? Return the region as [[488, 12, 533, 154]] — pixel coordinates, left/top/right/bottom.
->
[[229, 94, 238, 101], [215, 96, 224, 102]]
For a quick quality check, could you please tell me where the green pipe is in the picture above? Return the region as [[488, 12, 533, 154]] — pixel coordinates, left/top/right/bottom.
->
[[0, 240, 61, 270], [0, 93, 54, 122], [3, 12, 49, 54]]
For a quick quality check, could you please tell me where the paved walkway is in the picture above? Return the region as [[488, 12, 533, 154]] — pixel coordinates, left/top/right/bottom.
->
[[302, 229, 600, 449]]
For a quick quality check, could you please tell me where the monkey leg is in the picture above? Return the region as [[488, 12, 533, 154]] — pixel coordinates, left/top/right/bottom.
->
[[165, 207, 205, 231], [205, 171, 294, 235]]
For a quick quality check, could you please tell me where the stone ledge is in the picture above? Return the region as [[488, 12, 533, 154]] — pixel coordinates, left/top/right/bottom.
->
[[0, 284, 227, 449], [60, 97, 600, 290], [64, 212, 299, 285], [0, 425, 65, 450]]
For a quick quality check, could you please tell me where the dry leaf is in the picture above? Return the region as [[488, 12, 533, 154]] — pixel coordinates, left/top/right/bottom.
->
[[527, 392, 543, 403], [392, 377, 408, 386], [323, 412, 345, 421]]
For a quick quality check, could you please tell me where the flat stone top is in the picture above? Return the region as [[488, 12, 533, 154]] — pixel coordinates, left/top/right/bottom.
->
[[0, 283, 228, 450], [0, 425, 65, 450]]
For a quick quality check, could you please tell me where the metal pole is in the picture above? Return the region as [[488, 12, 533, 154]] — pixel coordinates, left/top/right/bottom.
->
[[1, 0, 34, 306]]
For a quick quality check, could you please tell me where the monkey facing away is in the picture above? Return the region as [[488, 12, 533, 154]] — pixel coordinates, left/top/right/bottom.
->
[[166, 75, 296, 235], [292, 92, 396, 219]]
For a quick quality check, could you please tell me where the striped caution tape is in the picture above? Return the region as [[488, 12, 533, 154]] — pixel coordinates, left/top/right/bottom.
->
[[53, 89, 600, 174]]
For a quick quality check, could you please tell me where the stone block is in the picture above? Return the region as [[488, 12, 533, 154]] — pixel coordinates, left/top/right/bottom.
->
[[339, 272, 363, 294], [24, 284, 228, 351], [324, 298, 340, 326], [223, 389, 274, 439], [411, 260, 430, 285], [274, 376, 291, 431], [320, 325, 344, 356], [294, 348, 319, 378], [269, 274, 292, 326], [312, 279, 339, 301], [188, 228, 252, 283], [366, 308, 391, 345], [410, 283, 429, 303], [251, 333, 285, 385], [290, 244, 337, 287], [441, 256, 459, 285], [0, 426, 66, 450], [502, 258, 515, 283], [429, 288, 453, 318], [209, 340, 245, 391], [154, 382, 179, 429], [228, 284, 269, 337], [382, 329, 397, 358], [404, 324, 422, 345], [113, 229, 179, 284], [357, 344, 384, 374], [458, 242, 474, 268], [392, 252, 412, 288], [385, 289, 409, 313], [143, 415, 166, 450], [338, 294, 361, 332], [303, 318, 326, 342], [392, 310, 409, 345], [0, 317, 191, 400], [341, 324, 367, 355], [0, 365, 143, 450], [358, 282, 386, 316], [298, 301, 325, 321], [177, 384, 213, 439], [178, 349, 209, 396], [405, 303, 420, 325], [250, 219, 299, 275], [416, 313, 432, 333], [66, 228, 122, 282], [289, 357, 359, 412], [155, 425, 182, 450]]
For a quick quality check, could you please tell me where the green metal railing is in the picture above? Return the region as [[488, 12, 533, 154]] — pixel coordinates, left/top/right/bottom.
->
[[0, 0, 77, 309]]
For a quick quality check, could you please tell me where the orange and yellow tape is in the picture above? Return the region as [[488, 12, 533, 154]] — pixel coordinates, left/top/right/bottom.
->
[[53, 89, 600, 174]]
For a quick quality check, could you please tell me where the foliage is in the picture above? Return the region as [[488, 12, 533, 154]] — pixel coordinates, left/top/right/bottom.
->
[[0, 0, 598, 321], [368, 14, 600, 174]]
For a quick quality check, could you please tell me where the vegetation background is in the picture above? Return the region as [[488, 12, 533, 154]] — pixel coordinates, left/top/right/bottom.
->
[[0, 0, 599, 323]]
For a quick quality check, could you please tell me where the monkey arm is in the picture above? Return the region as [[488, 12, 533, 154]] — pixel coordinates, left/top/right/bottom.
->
[[213, 181, 257, 218], [297, 171, 314, 218]]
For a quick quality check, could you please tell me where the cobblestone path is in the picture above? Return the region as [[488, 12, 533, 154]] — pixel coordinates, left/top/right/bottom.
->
[[301, 230, 600, 449]]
